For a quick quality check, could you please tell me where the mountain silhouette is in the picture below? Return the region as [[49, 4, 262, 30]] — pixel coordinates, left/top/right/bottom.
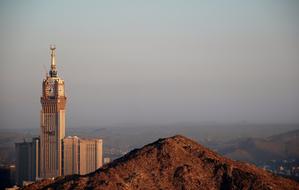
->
[[23, 135, 299, 190]]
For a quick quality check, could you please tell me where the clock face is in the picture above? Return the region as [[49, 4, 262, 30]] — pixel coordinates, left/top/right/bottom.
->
[[49, 87, 54, 96], [46, 80, 55, 96]]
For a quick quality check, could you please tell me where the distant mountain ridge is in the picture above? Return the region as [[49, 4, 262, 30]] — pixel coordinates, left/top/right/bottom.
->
[[268, 129, 299, 141], [218, 129, 299, 162], [23, 135, 298, 190]]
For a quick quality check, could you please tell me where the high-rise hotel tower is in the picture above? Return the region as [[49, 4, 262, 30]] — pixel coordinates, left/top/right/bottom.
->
[[40, 45, 66, 178], [15, 46, 102, 184]]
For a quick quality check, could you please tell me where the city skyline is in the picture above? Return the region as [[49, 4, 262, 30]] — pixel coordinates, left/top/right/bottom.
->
[[1, 1, 299, 129]]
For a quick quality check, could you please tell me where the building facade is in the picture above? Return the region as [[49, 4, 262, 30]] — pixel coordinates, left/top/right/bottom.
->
[[62, 136, 103, 175], [62, 136, 80, 175], [40, 45, 66, 178], [15, 137, 40, 186], [79, 138, 103, 175], [15, 46, 103, 185]]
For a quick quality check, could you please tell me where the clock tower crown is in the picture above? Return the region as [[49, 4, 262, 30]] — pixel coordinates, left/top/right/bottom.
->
[[42, 45, 66, 98]]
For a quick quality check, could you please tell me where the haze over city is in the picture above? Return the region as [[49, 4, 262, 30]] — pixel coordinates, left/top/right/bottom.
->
[[1, 1, 299, 189], [1, 0, 299, 129]]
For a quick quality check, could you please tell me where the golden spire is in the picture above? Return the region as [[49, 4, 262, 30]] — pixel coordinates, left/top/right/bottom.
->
[[49, 45, 58, 77], [50, 45, 56, 68]]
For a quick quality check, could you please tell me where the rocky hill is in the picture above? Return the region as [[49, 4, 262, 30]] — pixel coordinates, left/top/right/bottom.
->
[[23, 135, 299, 190]]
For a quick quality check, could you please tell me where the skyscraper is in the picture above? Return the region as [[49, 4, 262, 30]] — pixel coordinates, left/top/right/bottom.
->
[[40, 46, 66, 178], [62, 136, 103, 175], [15, 137, 40, 186], [15, 46, 103, 184], [78, 138, 103, 175], [62, 136, 79, 175]]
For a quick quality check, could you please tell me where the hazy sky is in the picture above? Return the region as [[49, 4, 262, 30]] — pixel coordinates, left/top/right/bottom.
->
[[0, 0, 299, 128]]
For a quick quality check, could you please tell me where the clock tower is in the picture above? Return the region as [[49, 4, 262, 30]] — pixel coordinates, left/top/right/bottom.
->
[[40, 45, 66, 178]]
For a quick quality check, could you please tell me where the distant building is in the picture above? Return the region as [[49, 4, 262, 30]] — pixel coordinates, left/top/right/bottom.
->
[[104, 157, 111, 164], [15, 137, 40, 186], [15, 46, 104, 183], [22, 181, 34, 187], [5, 186, 19, 190], [40, 45, 66, 178], [79, 138, 103, 175], [0, 165, 16, 189], [62, 136, 80, 175], [63, 136, 103, 175]]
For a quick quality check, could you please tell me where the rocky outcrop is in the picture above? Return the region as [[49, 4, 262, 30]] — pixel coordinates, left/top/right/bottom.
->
[[23, 135, 299, 190]]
